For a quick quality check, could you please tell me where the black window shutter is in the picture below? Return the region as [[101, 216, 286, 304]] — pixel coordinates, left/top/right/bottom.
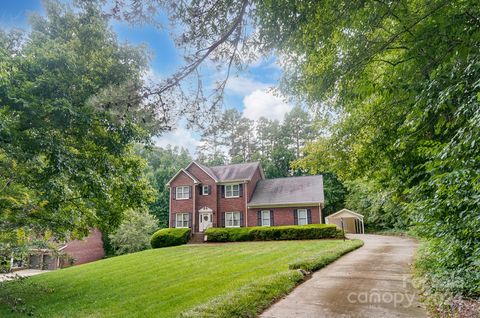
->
[[221, 185, 225, 198], [189, 213, 193, 228], [221, 212, 225, 227], [189, 186, 192, 199], [172, 187, 176, 200], [208, 185, 211, 195], [307, 209, 312, 224], [198, 184, 202, 195], [293, 209, 298, 225], [240, 212, 244, 227], [270, 210, 274, 226], [239, 184, 243, 197], [173, 213, 176, 228], [257, 211, 262, 226]]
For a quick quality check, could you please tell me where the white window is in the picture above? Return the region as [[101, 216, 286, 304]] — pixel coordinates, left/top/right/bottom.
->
[[202, 185, 210, 195], [225, 212, 241, 227], [225, 184, 240, 198], [176, 186, 190, 200], [176, 213, 190, 228], [297, 209, 308, 225], [261, 210, 271, 227]]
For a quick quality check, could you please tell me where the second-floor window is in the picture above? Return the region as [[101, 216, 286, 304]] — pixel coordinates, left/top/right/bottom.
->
[[202, 185, 210, 195], [225, 184, 240, 198], [176, 186, 190, 200]]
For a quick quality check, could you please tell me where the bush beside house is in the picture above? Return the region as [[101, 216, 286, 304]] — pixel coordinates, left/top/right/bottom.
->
[[150, 228, 191, 248], [109, 209, 159, 255], [205, 224, 340, 242]]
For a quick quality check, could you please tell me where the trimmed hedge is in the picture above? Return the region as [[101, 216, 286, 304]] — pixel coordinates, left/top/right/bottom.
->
[[150, 228, 191, 248], [205, 224, 340, 242]]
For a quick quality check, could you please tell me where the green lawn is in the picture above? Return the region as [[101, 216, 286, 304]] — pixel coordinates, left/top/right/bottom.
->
[[1, 239, 362, 317]]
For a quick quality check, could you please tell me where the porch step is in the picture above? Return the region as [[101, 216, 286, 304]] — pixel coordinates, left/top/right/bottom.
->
[[188, 233, 205, 244]]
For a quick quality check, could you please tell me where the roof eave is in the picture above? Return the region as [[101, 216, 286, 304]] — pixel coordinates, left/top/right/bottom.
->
[[247, 201, 324, 208], [166, 169, 200, 186], [186, 161, 219, 182]]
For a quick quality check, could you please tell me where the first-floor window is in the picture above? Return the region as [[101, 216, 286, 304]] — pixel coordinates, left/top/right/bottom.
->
[[225, 212, 241, 227], [261, 210, 271, 226], [297, 209, 308, 225], [176, 213, 190, 228]]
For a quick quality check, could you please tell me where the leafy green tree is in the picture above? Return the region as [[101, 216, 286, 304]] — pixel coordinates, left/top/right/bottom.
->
[[109, 209, 159, 255], [106, 0, 479, 299], [0, 1, 158, 241], [137, 146, 192, 227]]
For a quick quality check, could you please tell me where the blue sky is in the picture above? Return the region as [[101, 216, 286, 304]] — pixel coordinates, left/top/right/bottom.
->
[[1, 0, 290, 155]]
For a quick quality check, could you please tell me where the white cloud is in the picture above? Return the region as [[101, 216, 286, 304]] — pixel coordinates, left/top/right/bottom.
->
[[243, 89, 293, 122], [225, 76, 269, 96], [153, 125, 200, 155]]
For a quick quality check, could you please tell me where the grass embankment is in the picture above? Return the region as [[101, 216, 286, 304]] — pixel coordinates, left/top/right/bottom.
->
[[1, 239, 362, 318]]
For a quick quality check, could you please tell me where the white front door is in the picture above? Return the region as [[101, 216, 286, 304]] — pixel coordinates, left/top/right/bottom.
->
[[199, 212, 213, 232]]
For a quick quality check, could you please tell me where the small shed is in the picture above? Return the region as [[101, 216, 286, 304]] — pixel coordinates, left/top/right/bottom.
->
[[325, 209, 365, 234]]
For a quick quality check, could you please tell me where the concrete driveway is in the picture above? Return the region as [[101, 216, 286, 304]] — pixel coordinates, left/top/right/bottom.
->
[[261, 234, 427, 318], [0, 269, 50, 282]]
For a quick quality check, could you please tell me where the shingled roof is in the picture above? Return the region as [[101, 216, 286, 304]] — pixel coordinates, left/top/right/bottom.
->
[[194, 161, 262, 182], [248, 175, 324, 207]]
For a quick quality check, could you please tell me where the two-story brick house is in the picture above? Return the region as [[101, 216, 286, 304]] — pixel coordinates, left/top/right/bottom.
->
[[167, 161, 324, 232]]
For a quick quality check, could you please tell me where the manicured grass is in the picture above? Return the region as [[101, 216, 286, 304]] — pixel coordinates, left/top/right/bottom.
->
[[1, 239, 362, 317]]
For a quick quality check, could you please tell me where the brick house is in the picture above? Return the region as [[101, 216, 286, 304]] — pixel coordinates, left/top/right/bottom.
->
[[167, 161, 324, 232]]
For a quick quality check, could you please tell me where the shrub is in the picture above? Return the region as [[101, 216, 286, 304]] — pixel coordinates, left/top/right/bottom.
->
[[205, 224, 339, 242], [109, 209, 159, 255], [150, 228, 191, 248]]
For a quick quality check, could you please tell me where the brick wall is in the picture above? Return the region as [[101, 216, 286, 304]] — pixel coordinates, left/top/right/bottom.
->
[[247, 206, 321, 226], [62, 228, 105, 266], [170, 171, 195, 226], [187, 164, 217, 230], [217, 184, 246, 226]]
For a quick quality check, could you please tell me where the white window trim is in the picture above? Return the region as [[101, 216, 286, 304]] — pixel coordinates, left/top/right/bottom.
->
[[297, 208, 308, 225], [202, 185, 209, 195], [225, 211, 241, 228], [176, 186, 190, 200], [176, 213, 190, 228], [225, 184, 240, 198], [261, 210, 271, 227]]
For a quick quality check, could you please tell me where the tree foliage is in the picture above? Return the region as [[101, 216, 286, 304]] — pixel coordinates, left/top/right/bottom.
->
[[137, 145, 192, 227], [113, 0, 480, 298], [0, 1, 158, 241], [109, 208, 159, 255]]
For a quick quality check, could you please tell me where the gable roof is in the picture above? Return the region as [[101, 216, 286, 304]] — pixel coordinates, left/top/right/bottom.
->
[[166, 169, 200, 186], [188, 161, 219, 182], [248, 175, 324, 208], [325, 209, 364, 219], [209, 162, 263, 182]]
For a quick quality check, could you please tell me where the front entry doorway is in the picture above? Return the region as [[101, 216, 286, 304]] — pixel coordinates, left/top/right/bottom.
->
[[198, 207, 213, 232]]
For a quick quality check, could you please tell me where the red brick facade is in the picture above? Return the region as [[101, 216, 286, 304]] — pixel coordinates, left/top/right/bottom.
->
[[62, 229, 105, 266], [246, 206, 321, 227], [169, 162, 323, 232]]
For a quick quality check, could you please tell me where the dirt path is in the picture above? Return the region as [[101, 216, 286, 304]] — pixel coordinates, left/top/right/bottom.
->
[[260, 234, 427, 318]]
